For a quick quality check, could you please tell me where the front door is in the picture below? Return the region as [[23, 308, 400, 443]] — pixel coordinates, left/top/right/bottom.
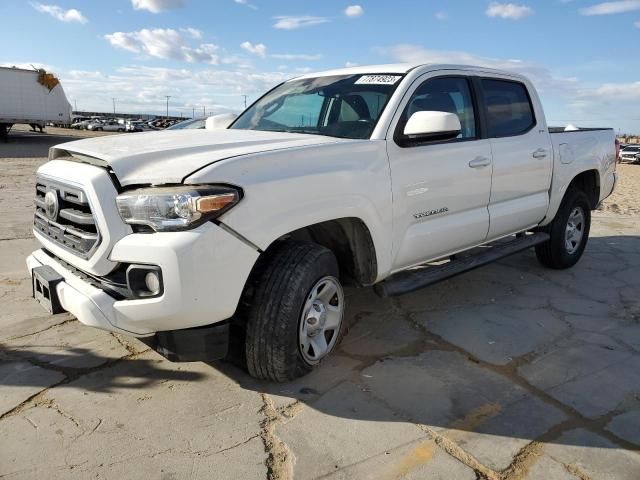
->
[[387, 74, 493, 271]]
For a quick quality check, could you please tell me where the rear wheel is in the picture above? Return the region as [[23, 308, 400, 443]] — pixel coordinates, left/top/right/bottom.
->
[[535, 188, 591, 269], [244, 241, 345, 382]]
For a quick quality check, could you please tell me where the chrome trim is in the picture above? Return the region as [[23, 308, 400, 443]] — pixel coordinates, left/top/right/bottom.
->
[[34, 175, 102, 259]]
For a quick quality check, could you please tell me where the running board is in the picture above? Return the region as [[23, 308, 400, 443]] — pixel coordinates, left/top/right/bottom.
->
[[375, 232, 550, 297]]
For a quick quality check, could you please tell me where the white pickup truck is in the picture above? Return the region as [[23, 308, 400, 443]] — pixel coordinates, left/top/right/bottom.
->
[[27, 64, 617, 381]]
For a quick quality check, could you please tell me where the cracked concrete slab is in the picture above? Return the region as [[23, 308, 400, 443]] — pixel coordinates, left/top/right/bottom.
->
[[360, 351, 529, 430], [277, 381, 429, 479], [454, 395, 567, 471], [542, 429, 640, 480], [3, 320, 135, 369], [0, 350, 267, 479], [605, 410, 640, 445], [414, 304, 569, 365], [0, 360, 65, 416], [322, 437, 476, 480]]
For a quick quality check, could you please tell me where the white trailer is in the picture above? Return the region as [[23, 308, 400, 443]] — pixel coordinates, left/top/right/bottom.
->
[[0, 66, 72, 140]]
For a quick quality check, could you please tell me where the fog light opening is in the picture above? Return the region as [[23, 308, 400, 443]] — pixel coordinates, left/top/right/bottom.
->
[[126, 265, 163, 299]]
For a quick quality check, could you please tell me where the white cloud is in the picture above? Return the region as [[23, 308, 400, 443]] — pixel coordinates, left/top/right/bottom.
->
[[435, 11, 448, 20], [377, 44, 578, 94], [345, 61, 359, 67], [344, 5, 364, 17], [579, 81, 640, 100], [31, 3, 88, 23], [271, 53, 322, 61], [44, 64, 291, 115], [485, 2, 533, 19], [273, 15, 328, 29], [240, 41, 267, 57], [104, 28, 219, 64], [635, 19, 640, 26], [233, 0, 257, 9], [131, 0, 185, 13], [181, 27, 202, 39], [580, 0, 640, 15]]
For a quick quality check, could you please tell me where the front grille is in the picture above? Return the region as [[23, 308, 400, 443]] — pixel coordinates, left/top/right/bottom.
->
[[33, 176, 100, 258]]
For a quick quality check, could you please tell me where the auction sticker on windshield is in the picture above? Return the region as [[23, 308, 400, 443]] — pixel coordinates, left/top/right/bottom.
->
[[355, 75, 402, 85]]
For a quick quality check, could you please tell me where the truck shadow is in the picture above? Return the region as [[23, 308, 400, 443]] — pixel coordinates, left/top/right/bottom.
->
[[0, 346, 205, 394]]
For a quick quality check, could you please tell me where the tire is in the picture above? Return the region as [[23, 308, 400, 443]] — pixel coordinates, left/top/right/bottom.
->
[[535, 188, 591, 269], [117, 128, 124, 132], [244, 241, 345, 382]]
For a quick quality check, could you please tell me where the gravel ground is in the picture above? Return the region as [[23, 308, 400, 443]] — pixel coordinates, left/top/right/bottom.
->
[[0, 130, 639, 480]]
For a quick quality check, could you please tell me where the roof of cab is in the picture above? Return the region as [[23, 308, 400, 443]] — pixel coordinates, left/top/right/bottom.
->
[[292, 63, 528, 82]]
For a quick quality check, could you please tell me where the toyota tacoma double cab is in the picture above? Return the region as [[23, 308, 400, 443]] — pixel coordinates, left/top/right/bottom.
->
[[27, 64, 618, 381]]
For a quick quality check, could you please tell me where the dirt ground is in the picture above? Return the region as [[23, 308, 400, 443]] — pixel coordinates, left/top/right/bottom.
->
[[599, 163, 640, 215], [0, 129, 639, 480]]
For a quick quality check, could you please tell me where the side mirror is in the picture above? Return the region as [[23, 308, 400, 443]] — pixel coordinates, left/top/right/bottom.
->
[[205, 113, 239, 130], [403, 111, 461, 142]]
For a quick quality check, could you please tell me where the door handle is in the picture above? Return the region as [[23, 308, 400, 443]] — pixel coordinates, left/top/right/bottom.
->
[[469, 156, 491, 168], [532, 148, 548, 159]]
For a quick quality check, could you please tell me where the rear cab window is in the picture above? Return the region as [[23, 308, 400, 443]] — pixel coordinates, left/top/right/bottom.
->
[[482, 79, 535, 138]]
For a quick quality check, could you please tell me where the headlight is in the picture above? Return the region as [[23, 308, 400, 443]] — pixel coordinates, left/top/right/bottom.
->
[[116, 185, 241, 231]]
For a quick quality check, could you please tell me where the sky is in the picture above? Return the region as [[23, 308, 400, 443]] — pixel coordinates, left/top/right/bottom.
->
[[1, 0, 639, 133]]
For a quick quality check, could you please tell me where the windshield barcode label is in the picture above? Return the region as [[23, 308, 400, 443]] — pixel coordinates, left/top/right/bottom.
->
[[355, 75, 401, 85]]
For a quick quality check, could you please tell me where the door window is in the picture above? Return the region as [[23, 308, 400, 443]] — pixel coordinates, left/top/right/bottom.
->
[[397, 77, 477, 143], [482, 79, 535, 138]]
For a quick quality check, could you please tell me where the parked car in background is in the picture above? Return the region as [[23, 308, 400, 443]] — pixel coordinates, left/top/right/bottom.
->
[[27, 63, 617, 381], [71, 118, 93, 129], [87, 119, 126, 132], [619, 145, 640, 163]]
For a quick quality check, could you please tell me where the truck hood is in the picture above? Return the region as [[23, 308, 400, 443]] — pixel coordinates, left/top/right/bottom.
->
[[51, 129, 347, 186]]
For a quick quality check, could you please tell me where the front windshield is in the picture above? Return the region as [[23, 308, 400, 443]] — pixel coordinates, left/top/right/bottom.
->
[[230, 74, 403, 139]]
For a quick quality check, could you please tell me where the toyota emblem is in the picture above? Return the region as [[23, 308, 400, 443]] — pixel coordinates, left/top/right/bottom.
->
[[44, 190, 59, 221]]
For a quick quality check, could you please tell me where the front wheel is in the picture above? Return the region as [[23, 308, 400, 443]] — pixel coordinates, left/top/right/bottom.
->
[[244, 241, 345, 382], [535, 188, 591, 269]]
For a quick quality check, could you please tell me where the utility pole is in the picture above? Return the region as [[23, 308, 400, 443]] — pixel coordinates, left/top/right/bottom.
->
[[112, 98, 116, 115], [165, 95, 171, 118], [192, 107, 195, 118], [74, 99, 77, 112], [203, 105, 206, 117], [242, 95, 248, 109]]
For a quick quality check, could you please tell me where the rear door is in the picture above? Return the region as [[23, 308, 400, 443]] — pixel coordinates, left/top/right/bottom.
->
[[480, 77, 552, 239], [386, 73, 493, 271]]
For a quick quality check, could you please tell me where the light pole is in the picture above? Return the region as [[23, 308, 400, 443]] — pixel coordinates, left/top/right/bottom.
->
[[165, 95, 171, 118], [112, 98, 116, 115], [242, 95, 247, 109]]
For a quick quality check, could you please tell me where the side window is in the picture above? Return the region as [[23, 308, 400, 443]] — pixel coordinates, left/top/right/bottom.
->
[[482, 79, 535, 137], [399, 77, 477, 142]]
